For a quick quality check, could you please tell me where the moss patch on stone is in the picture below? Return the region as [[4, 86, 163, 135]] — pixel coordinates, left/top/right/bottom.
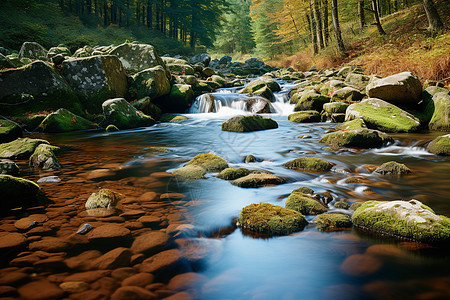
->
[[314, 214, 352, 231], [185, 153, 228, 172], [319, 128, 394, 149], [102, 98, 155, 129], [323, 102, 350, 114], [37, 109, 99, 133], [285, 192, 328, 215], [427, 134, 450, 156], [335, 118, 367, 131], [283, 157, 334, 172], [0, 138, 49, 160], [0, 175, 40, 211], [292, 186, 314, 194], [160, 114, 189, 122], [216, 168, 251, 180], [334, 201, 350, 209], [172, 165, 206, 180], [85, 189, 123, 210], [374, 161, 411, 175], [231, 173, 285, 188], [294, 91, 330, 112], [222, 115, 278, 132], [29, 144, 61, 170], [288, 111, 320, 123], [0, 120, 23, 143], [237, 203, 308, 236]]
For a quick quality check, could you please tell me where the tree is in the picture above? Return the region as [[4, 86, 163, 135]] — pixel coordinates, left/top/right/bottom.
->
[[330, 0, 346, 55], [358, 0, 365, 31], [371, 0, 386, 35], [251, 0, 282, 59], [422, 0, 443, 32]]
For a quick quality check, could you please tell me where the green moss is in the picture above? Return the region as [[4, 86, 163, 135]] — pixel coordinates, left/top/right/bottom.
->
[[106, 125, 120, 132], [237, 203, 308, 235], [146, 146, 169, 153], [252, 85, 274, 101], [288, 111, 320, 123], [38, 109, 99, 133], [85, 188, 122, 210], [292, 186, 314, 194], [323, 102, 350, 114], [294, 91, 330, 112], [0, 137, 49, 159], [186, 153, 228, 172], [231, 173, 286, 188], [319, 129, 394, 149], [344, 177, 365, 184], [335, 119, 367, 131], [216, 168, 251, 180], [167, 63, 194, 75], [374, 161, 411, 175], [334, 201, 350, 209], [428, 92, 450, 131], [160, 114, 189, 122], [0, 120, 23, 143], [0, 175, 40, 210], [222, 115, 278, 132], [172, 165, 206, 180], [285, 192, 328, 215], [131, 97, 162, 120], [29, 144, 61, 170], [22, 115, 47, 131], [283, 157, 334, 172], [102, 98, 155, 129], [314, 214, 352, 231], [427, 134, 450, 156], [244, 155, 257, 163], [349, 202, 364, 211]]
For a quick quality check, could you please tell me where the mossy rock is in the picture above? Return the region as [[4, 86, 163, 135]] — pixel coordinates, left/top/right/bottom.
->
[[428, 92, 450, 131], [319, 80, 347, 95], [314, 214, 352, 231], [131, 97, 162, 120], [18, 42, 47, 60], [216, 168, 251, 180], [132, 65, 171, 100], [172, 165, 206, 180], [427, 134, 450, 156], [22, 115, 47, 131], [165, 84, 195, 112], [335, 118, 367, 131], [0, 175, 40, 212], [352, 200, 450, 244], [288, 111, 320, 123], [285, 192, 328, 215], [349, 202, 364, 211], [29, 144, 61, 170], [0, 138, 49, 160], [292, 186, 314, 194], [146, 146, 169, 153], [252, 85, 274, 101], [160, 114, 189, 122], [243, 78, 281, 94], [345, 73, 371, 91], [237, 203, 308, 236], [294, 91, 330, 112], [0, 159, 19, 176], [346, 98, 421, 133], [106, 125, 119, 132], [244, 155, 257, 163], [0, 120, 23, 143], [85, 189, 123, 210], [323, 102, 350, 114], [283, 157, 334, 173], [231, 173, 285, 188], [210, 75, 227, 87], [344, 177, 366, 184], [167, 63, 194, 75], [222, 115, 278, 132], [331, 87, 365, 102], [374, 161, 411, 175], [37, 109, 99, 133], [185, 153, 228, 172], [334, 201, 350, 209], [47, 46, 71, 58], [102, 98, 155, 129], [319, 128, 394, 149]]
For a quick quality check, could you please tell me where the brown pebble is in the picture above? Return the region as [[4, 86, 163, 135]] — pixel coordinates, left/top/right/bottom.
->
[[111, 267, 138, 281], [160, 193, 186, 200], [130, 231, 170, 255], [164, 291, 194, 300], [92, 247, 132, 270], [0, 271, 29, 286], [167, 272, 206, 291], [139, 249, 181, 273], [28, 237, 72, 252], [14, 214, 48, 231], [0, 233, 27, 251], [63, 270, 111, 283], [59, 281, 90, 293], [18, 279, 64, 300], [340, 254, 382, 276], [65, 250, 102, 271], [121, 272, 154, 287], [110, 286, 157, 300]]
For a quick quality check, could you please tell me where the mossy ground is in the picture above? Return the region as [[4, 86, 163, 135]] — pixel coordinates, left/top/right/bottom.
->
[[285, 193, 328, 215], [314, 214, 352, 231], [283, 157, 334, 172], [186, 153, 228, 172]]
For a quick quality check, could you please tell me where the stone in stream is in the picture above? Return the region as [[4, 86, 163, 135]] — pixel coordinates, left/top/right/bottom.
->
[[427, 134, 450, 155], [131, 97, 162, 121], [18, 279, 64, 300], [160, 114, 189, 122], [92, 247, 132, 269], [111, 286, 157, 300], [426, 91, 450, 131], [18, 42, 48, 60], [131, 65, 171, 100], [139, 248, 182, 274], [102, 98, 155, 129], [345, 98, 421, 133], [163, 84, 195, 112], [0, 137, 50, 160], [216, 168, 251, 180], [237, 203, 308, 236], [0, 120, 23, 143], [222, 115, 278, 133], [319, 79, 348, 95], [130, 231, 170, 255], [210, 75, 227, 87], [288, 111, 321, 123], [85, 189, 123, 210], [87, 224, 132, 245], [313, 214, 352, 231], [374, 161, 411, 175], [0, 233, 27, 253], [242, 77, 281, 94], [334, 201, 350, 209], [244, 155, 257, 163], [29, 144, 61, 170], [285, 192, 328, 215], [0, 175, 40, 212], [283, 157, 334, 173], [37, 109, 99, 133], [294, 90, 330, 112], [352, 199, 450, 244], [323, 102, 350, 114], [121, 272, 155, 287], [0, 159, 19, 175], [331, 87, 365, 102], [335, 118, 367, 131], [231, 173, 285, 188], [319, 128, 394, 149], [172, 165, 206, 180], [76, 223, 94, 235], [185, 153, 228, 172], [344, 73, 371, 90]]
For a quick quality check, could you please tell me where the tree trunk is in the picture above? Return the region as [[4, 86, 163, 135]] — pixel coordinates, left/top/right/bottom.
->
[[104, 0, 108, 26], [147, 0, 152, 29], [136, 2, 140, 26], [86, 0, 92, 13], [372, 0, 386, 35], [358, 0, 365, 31], [142, 5, 145, 25], [323, 0, 329, 45], [126, 0, 129, 27], [422, 0, 443, 32], [307, 12, 318, 54], [331, 0, 347, 55], [312, 0, 324, 50]]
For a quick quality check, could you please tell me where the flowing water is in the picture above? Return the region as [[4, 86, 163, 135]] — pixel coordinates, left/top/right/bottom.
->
[[6, 81, 450, 299]]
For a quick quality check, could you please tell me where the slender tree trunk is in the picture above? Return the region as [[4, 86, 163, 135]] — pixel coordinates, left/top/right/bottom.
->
[[86, 0, 92, 13], [307, 12, 318, 54], [104, 0, 108, 26], [312, 0, 324, 49], [142, 5, 145, 25], [387, 0, 391, 15], [358, 0, 366, 31], [323, 0, 329, 45], [422, 0, 443, 32], [331, 0, 346, 55], [136, 2, 140, 26], [372, 0, 386, 35], [126, 0, 129, 27], [147, 0, 152, 29]]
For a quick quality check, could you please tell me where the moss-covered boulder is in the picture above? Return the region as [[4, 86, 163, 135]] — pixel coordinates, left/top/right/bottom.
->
[[294, 91, 330, 112], [61, 56, 127, 113], [365, 72, 422, 106], [231, 173, 285, 188], [0, 159, 19, 175], [85, 189, 123, 210], [285, 192, 328, 215], [167, 63, 194, 75], [335, 118, 367, 131], [0, 120, 23, 143], [323, 102, 350, 114], [102, 98, 155, 129], [160, 114, 189, 122], [283, 157, 334, 172], [331, 87, 365, 102], [319, 128, 394, 149], [162, 84, 195, 112], [243, 77, 281, 94], [319, 80, 347, 96], [131, 97, 162, 120], [172, 165, 206, 180], [374, 161, 411, 175], [47, 45, 71, 58], [345, 73, 371, 91], [334, 201, 350, 209], [237, 203, 308, 236], [37, 109, 99, 133], [313, 214, 352, 231], [352, 200, 450, 244], [18, 42, 47, 60], [216, 168, 251, 180], [185, 153, 228, 172], [222, 115, 278, 132], [210, 75, 227, 87], [346, 98, 421, 133], [427, 134, 450, 155], [0, 61, 84, 117], [0, 138, 49, 159], [427, 92, 450, 131], [292, 186, 314, 194], [29, 144, 61, 170], [132, 65, 171, 100], [0, 175, 40, 212], [288, 111, 320, 123], [161, 57, 188, 65]]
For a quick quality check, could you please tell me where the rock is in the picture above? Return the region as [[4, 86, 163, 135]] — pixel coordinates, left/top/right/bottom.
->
[[61, 55, 127, 113], [366, 72, 422, 106], [352, 199, 450, 244], [85, 189, 123, 210], [130, 231, 170, 255], [222, 115, 278, 132], [167, 63, 194, 75], [14, 214, 48, 230], [243, 77, 281, 94], [334, 201, 350, 209], [76, 223, 94, 235], [29, 144, 61, 170], [244, 155, 256, 163], [122, 272, 154, 287], [139, 249, 181, 274], [319, 128, 394, 149], [47, 45, 71, 58], [0, 61, 83, 116], [428, 92, 450, 131], [28, 237, 72, 252], [313, 214, 352, 231], [0, 233, 26, 253], [132, 66, 171, 100], [427, 134, 450, 155], [0, 120, 23, 143], [167, 272, 205, 291], [163, 84, 195, 112], [216, 168, 251, 180], [237, 203, 308, 235], [160, 114, 189, 122], [0, 159, 19, 175], [0, 53, 14, 69], [374, 161, 411, 175], [37, 109, 99, 133], [345, 73, 371, 90], [0, 175, 40, 211], [323, 102, 350, 114], [319, 80, 347, 95], [162, 57, 188, 65], [131, 97, 162, 120], [111, 286, 156, 300], [210, 75, 227, 87], [340, 254, 382, 276], [18, 42, 47, 60], [346, 98, 421, 133], [102, 98, 155, 129], [285, 192, 328, 215], [172, 165, 206, 180], [111, 267, 138, 280], [93, 247, 132, 269], [73, 45, 94, 57], [219, 55, 232, 65], [331, 87, 365, 102], [107, 42, 169, 75], [294, 91, 330, 112], [335, 118, 367, 131], [59, 281, 90, 293], [185, 153, 228, 172], [283, 157, 334, 172], [190, 53, 211, 67], [18, 279, 64, 300], [293, 186, 314, 194], [288, 111, 320, 123], [0, 137, 49, 160], [87, 224, 132, 245], [231, 173, 285, 188]]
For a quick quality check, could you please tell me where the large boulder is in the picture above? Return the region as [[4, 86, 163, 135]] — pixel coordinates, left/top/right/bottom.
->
[[222, 115, 278, 132], [374, 161, 411, 175], [283, 157, 334, 172], [185, 153, 228, 172], [345, 73, 371, 91], [0, 175, 40, 212], [323, 102, 350, 114], [427, 92, 450, 131], [352, 200, 450, 244], [18, 42, 47, 60], [242, 77, 281, 100], [131, 97, 162, 120], [331, 87, 365, 102], [61, 55, 127, 113], [319, 80, 347, 95], [335, 118, 367, 131], [0, 120, 23, 143], [427, 134, 450, 155], [319, 128, 394, 149], [0, 138, 49, 159], [132, 66, 171, 100], [346, 98, 421, 133], [172, 165, 206, 180], [190, 53, 211, 67], [285, 192, 328, 215], [37, 109, 99, 132], [294, 91, 330, 112], [102, 98, 155, 129], [47, 45, 71, 58], [158, 84, 194, 113], [0, 61, 84, 116], [29, 144, 61, 170], [288, 111, 320, 123], [167, 63, 194, 75], [365, 72, 422, 106], [237, 203, 308, 236]]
